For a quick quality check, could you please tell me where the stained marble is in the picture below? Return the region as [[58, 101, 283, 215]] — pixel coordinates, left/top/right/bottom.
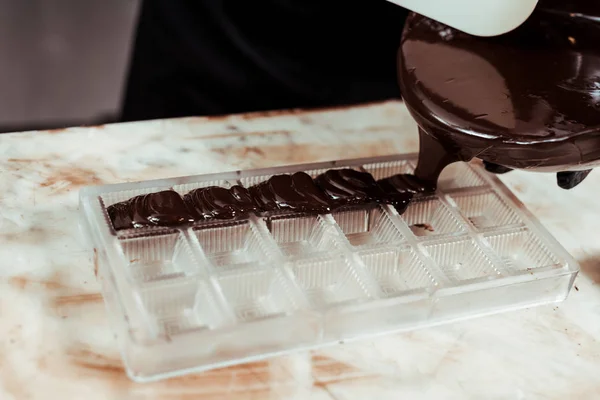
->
[[0, 101, 599, 399]]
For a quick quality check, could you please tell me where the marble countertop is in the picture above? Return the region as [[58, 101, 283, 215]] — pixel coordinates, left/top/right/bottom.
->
[[1, 100, 599, 400]]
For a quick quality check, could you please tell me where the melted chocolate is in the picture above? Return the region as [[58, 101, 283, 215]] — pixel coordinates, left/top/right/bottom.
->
[[107, 169, 435, 230], [377, 174, 434, 213], [314, 169, 384, 206], [107, 190, 195, 230], [250, 171, 331, 213], [107, 202, 133, 231], [184, 185, 258, 219], [399, 3, 600, 183]]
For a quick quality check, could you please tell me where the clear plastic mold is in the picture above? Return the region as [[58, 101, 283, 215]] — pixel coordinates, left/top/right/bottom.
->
[[80, 154, 578, 382]]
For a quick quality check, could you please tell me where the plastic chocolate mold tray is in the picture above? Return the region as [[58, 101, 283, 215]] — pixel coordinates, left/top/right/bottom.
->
[[79, 154, 579, 382]]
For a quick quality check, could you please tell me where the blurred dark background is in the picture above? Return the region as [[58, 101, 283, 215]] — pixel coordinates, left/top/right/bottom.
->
[[0, 0, 140, 133]]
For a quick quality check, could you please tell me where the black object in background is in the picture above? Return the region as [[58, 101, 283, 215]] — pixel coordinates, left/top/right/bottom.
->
[[121, 0, 409, 122]]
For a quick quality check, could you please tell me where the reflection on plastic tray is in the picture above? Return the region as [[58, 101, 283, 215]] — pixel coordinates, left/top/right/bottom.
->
[[79, 154, 578, 382]]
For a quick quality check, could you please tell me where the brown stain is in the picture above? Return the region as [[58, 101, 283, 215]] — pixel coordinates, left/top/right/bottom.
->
[[339, 126, 397, 134], [414, 223, 435, 232], [186, 129, 290, 141], [513, 183, 526, 194], [52, 293, 103, 307], [1, 226, 48, 243], [579, 255, 600, 284], [7, 272, 103, 316], [8, 275, 72, 291], [310, 353, 375, 388], [241, 146, 266, 157], [237, 100, 389, 121], [39, 166, 104, 194], [67, 346, 273, 392], [0, 225, 66, 246], [184, 100, 392, 123], [93, 248, 99, 277], [68, 348, 127, 377], [217, 139, 398, 167], [44, 128, 68, 134], [7, 157, 50, 163]]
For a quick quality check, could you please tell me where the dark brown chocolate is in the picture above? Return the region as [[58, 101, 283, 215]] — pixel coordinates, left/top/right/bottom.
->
[[106, 190, 195, 230], [377, 174, 434, 214], [250, 171, 331, 213], [106, 169, 436, 230], [399, 5, 600, 184], [106, 202, 133, 231], [129, 190, 195, 228], [183, 185, 258, 220], [314, 169, 384, 206]]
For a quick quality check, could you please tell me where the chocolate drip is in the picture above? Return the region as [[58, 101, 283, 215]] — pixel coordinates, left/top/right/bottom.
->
[[377, 173, 436, 214]]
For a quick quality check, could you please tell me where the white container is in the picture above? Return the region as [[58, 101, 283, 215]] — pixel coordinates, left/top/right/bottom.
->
[[80, 154, 578, 382], [387, 0, 539, 36]]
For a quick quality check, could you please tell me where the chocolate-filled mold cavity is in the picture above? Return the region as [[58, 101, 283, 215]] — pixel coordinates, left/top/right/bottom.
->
[[191, 220, 272, 273], [172, 179, 232, 195], [184, 185, 258, 220], [331, 205, 405, 249], [239, 167, 329, 187], [264, 214, 341, 258], [105, 167, 449, 233], [106, 190, 195, 230], [362, 160, 415, 181], [120, 232, 202, 283], [362, 160, 437, 213], [313, 168, 384, 207], [249, 171, 331, 214]]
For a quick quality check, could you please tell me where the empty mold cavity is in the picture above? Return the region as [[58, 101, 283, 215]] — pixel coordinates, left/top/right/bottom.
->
[[403, 197, 465, 237], [358, 246, 436, 295], [120, 232, 200, 283], [265, 214, 340, 258], [423, 238, 500, 282], [483, 229, 561, 272], [331, 205, 404, 248]]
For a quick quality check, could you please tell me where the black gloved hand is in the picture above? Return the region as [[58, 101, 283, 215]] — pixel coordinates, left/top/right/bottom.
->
[[483, 161, 593, 190]]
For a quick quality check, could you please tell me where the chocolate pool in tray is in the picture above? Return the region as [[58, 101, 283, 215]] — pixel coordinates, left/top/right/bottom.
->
[[107, 168, 430, 231]]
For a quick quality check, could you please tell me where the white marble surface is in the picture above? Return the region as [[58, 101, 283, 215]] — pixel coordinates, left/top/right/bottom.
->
[[0, 100, 599, 400]]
